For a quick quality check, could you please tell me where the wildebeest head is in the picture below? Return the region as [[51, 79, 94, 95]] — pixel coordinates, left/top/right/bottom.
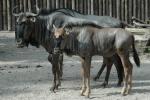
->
[[52, 24, 69, 53], [13, 6, 39, 48]]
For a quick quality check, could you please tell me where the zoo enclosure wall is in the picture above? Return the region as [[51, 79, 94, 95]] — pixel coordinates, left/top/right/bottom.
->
[[0, 0, 150, 31]]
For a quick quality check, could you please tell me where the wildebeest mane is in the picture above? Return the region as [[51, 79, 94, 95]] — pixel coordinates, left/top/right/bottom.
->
[[59, 22, 103, 56], [64, 22, 103, 30], [38, 8, 69, 16], [38, 8, 82, 17], [38, 8, 56, 15], [32, 8, 86, 45], [55, 8, 86, 16]]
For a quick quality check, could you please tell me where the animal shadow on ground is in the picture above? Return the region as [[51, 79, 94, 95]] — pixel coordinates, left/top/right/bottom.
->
[[106, 80, 150, 96]]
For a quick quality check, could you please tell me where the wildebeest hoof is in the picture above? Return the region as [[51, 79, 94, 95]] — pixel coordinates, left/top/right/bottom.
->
[[121, 87, 127, 96], [80, 88, 86, 96], [50, 87, 56, 93], [101, 82, 108, 88], [93, 77, 98, 81], [121, 93, 127, 96], [55, 86, 59, 90], [83, 92, 90, 98], [125, 88, 131, 95], [80, 92, 90, 98], [117, 81, 122, 87], [55, 84, 61, 90], [80, 93, 84, 96], [80, 88, 90, 98]]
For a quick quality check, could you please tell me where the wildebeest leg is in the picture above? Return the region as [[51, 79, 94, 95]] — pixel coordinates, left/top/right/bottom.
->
[[118, 51, 132, 95], [48, 54, 57, 92], [127, 61, 133, 94], [101, 58, 113, 88], [80, 58, 86, 96], [59, 54, 63, 79], [113, 54, 124, 86], [50, 65, 57, 92], [84, 57, 91, 98], [94, 58, 106, 81], [55, 64, 61, 89]]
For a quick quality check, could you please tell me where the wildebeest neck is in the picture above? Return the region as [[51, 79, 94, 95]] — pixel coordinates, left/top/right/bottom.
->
[[31, 17, 52, 45]]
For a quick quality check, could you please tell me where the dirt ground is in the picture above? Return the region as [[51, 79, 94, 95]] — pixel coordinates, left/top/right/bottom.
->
[[0, 31, 150, 100]]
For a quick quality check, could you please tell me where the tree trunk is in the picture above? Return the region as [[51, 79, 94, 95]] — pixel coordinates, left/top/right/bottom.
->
[[145, 0, 148, 22], [47, 0, 50, 9], [2, 0, 7, 30], [102, 0, 105, 15], [128, 0, 132, 24], [141, 0, 145, 21], [133, 0, 136, 18], [72, 0, 75, 9], [7, 0, 11, 31], [23, 0, 26, 12], [56, 0, 59, 8], [87, 0, 90, 14], [11, 0, 15, 30], [125, 0, 128, 22], [121, 0, 125, 21], [109, 0, 112, 17], [20, 0, 23, 12], [91, 0, 93, 15], [28, 0, 31, 12], [137, 0, 141, 19], [98, 0, 102, 15], [0, 0, 2, 30]]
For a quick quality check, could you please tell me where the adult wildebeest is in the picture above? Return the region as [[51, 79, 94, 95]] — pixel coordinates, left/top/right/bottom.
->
[[52, 22, 140, 97], [13, 7, 127, 91]]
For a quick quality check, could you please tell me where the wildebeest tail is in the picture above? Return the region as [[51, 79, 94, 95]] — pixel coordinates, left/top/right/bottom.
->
[[132, 36, 140, 67]]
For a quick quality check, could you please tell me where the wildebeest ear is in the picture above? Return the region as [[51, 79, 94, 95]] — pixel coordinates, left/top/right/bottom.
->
[[65, 31, 70, 35], [65, 29, 70, 35], [17, 17, 27, 23], [30, 17, 36, 22]]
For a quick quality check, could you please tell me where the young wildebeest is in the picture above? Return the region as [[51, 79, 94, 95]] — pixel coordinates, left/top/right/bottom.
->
[[52, 23, 140, 97], [55, 8, 126, 87], [13, 7, 125, 89]]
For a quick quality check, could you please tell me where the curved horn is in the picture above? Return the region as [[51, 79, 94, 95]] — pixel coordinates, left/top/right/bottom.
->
[[26, 5, 39, 17], [12, 6, 21, 17], [29, 13, 38, 17]]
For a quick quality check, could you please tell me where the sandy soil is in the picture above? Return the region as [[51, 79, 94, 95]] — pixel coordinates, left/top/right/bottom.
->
[[0, 31, 150, 100]]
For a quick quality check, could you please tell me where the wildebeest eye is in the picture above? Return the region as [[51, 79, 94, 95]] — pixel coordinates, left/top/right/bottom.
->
[[62, 33, 67, 38]]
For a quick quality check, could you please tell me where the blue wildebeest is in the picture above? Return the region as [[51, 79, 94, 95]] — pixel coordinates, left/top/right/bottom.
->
[[52, 22, 140, 97], [13, 7, 131, 91], [56, 9, 126, 87]]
